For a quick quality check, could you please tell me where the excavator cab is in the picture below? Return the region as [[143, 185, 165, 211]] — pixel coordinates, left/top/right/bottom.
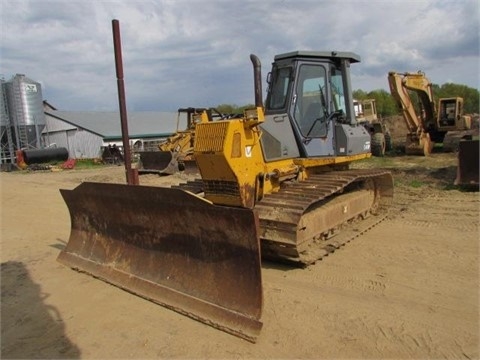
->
[[437, 97, 471, 131], [438, 98, 459, 127]]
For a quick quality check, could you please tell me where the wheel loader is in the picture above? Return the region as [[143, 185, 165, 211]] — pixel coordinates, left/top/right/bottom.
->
[[354, 99, 392, 156], [138, 107, 225, 174], [58, 33, 393, 342]]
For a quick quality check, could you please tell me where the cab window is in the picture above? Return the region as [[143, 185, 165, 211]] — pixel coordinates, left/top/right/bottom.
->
[[268, 67, 291, 110], [293, 64, 327, 137]]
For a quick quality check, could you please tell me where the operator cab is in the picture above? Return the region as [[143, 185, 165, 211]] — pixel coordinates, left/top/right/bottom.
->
[[438, 97, 462, 128], [260, 51, 371, 161]]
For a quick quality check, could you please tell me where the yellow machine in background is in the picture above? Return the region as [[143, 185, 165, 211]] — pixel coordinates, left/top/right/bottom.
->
[[354, 99, 392, 156], [138, 107, 225, 174], [58, 44, 394, 342], [388, 71, 473, 155]]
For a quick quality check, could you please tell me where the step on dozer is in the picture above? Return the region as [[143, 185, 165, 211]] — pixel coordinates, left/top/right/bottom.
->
[[58, 182, 263, 342]]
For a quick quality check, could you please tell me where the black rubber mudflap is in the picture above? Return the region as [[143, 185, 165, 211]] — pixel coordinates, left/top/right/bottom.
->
[[455, 139, 479, 187], [58, 182, 263, 342]]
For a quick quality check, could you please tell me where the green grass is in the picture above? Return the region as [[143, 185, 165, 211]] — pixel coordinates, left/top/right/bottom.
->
[[355, 155, 396, 168], [393, 178, 426, 188], [73, 159, 105, 169], [408, 179, 425, 188]]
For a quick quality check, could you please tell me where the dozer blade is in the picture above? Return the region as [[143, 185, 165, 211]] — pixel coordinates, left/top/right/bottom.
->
[[455, 139, 479, 187], [138, 151, 177, 174], [57, 182, 263, 342]]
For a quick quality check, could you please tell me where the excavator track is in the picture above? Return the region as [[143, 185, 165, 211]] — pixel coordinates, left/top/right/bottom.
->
[[174, 168, 393, 265]]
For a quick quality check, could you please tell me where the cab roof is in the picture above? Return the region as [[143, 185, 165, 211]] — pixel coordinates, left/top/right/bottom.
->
[[274, 51, 361, 63]]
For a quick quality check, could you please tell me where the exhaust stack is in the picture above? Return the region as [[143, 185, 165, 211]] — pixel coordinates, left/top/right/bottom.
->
[[250, 54, 263, 108]]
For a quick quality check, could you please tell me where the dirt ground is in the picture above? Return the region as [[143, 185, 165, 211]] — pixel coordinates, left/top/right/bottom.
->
[[1, 151, 479, 359]]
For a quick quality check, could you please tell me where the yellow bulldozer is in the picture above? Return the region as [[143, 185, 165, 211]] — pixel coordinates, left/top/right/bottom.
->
[[57, 21, 393, 343]]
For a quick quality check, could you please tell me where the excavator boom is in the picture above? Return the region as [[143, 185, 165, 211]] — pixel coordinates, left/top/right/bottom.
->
[[387, 71, 434, 155]]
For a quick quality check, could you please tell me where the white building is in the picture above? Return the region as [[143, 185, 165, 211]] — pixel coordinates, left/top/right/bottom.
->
[[42, 111, 178, 159]]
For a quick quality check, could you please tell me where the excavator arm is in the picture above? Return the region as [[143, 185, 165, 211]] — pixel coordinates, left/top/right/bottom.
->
[[387, 71, 434, 155]]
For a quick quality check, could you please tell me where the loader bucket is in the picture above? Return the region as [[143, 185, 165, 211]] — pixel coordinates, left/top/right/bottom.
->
[[455, 139, 479, 187], [180, 158, 199, 174], [57, 182, 263, 342], [138, 151, 177, 174]]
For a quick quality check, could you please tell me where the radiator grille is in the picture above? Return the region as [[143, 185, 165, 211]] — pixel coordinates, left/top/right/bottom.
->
[[195, 122, 229, 152], [203, 180, 240, 197]]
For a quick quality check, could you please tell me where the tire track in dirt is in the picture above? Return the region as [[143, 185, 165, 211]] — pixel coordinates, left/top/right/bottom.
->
[[388, 189, 479, 233]]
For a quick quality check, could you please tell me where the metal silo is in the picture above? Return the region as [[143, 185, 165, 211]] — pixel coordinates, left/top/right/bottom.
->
[[0, 79, 15, 163], [4, 74, 46, 150], [0, 80, 8, 127]]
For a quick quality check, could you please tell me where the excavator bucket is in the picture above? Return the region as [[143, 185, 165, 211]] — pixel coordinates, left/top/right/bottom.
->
[[455, 139, 479, 187], [405, 133, 433, 156], [138, 151, 177, 174], [57, 182, 263, 342]]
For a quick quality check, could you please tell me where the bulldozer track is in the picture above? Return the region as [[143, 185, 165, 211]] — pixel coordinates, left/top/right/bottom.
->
[[281, 208, 388, 265], [173, 168, 393, 265]]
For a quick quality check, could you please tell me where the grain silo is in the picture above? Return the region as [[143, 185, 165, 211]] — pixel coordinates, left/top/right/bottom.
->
[[4, 74, 46, 150], [0, 79, 15, 163]]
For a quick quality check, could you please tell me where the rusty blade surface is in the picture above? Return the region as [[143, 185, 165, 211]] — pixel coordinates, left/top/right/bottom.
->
[[455, 139, 479, 186], [57, 182, 263, 342]]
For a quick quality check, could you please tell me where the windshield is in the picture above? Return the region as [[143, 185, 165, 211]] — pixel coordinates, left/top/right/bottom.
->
[[268, 66, 291, 110]]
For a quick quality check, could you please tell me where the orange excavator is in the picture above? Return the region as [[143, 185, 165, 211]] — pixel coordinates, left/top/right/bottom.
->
[[57, 20, 393, 342]]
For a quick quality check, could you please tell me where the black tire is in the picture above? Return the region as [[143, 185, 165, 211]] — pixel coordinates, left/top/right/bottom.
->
[[371, 132, 386, 157], [384, 132, 393, 151]]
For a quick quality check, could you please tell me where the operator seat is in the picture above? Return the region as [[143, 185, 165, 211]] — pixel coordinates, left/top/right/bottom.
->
[[301, 102, 325, 136]]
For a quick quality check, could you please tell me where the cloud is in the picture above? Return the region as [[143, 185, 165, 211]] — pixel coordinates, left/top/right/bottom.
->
[[1, 0, 478, 111]]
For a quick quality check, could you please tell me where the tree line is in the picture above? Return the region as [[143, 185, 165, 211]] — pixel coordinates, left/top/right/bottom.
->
[[353, 83, 479, 118], [216, 82, 479, 118]]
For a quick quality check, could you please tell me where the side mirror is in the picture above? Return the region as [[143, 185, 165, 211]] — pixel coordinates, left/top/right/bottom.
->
[[266, 72, 272, 85]]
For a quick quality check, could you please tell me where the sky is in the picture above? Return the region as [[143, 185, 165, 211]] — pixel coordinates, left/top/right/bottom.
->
[[1, 0, 479, 112]]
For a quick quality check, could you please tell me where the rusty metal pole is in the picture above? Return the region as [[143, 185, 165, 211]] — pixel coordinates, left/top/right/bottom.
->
[[112, 19, 138, 185]]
